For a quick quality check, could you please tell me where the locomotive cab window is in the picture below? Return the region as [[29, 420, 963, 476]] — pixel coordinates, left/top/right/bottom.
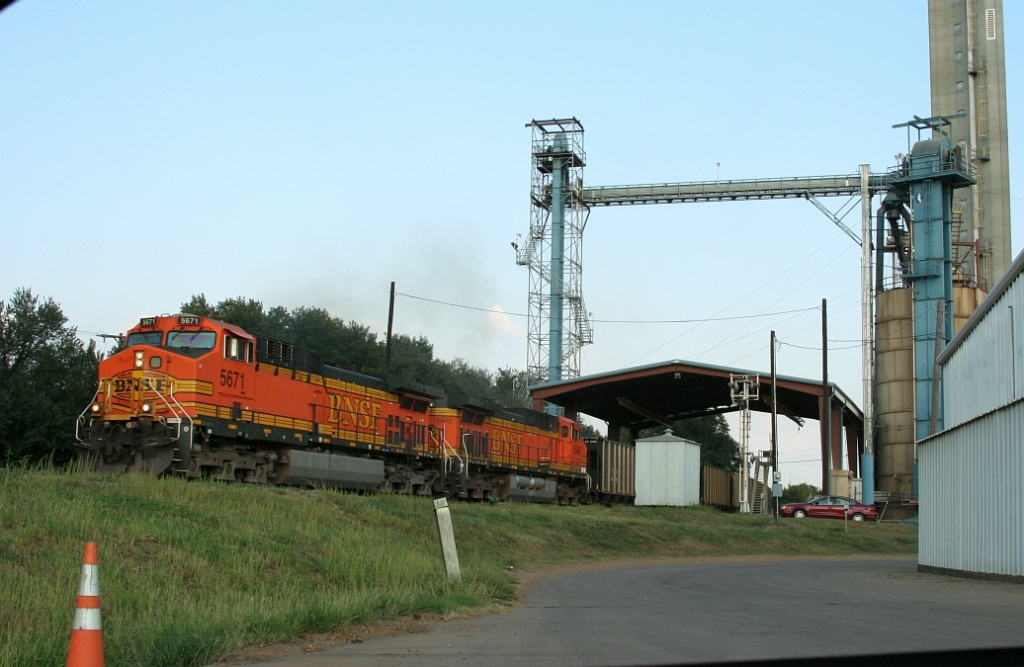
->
[[561, 426, 569, 437], [224, 335, 253, 363], [167, 331, 216, 349], [127, 331, 163, 347]]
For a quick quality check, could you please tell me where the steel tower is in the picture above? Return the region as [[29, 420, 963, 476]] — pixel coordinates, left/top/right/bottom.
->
[[516, 119, 593, 399]]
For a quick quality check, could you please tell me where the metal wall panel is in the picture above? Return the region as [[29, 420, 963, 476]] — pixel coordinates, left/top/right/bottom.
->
[[942, 271, 1024, 427], [599, 439, 635, 497], [634, 440, 701, 506], [700, 465, 734, 508], [919, 399, 1024, 578]]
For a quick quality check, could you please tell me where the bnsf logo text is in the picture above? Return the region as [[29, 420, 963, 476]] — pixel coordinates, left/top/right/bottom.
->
[[328, 394, 383, 429], [111, 378, 172, 394], [490, 428, 524, 455]]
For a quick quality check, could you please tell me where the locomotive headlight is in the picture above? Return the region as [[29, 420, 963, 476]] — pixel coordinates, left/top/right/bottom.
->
[[90, 403, 102, 414], [134, 350, 144, 368], [141, 401, 153, 414]]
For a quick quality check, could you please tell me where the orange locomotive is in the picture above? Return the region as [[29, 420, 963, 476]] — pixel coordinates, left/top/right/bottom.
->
[[75, 314, 589, 503]]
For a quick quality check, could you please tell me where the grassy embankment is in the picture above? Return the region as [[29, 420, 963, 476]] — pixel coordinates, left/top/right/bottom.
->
[[0, 464, 917, 667]]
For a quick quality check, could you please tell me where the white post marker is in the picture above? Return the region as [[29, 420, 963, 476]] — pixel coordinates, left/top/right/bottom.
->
[[433, 497, 461, 582]]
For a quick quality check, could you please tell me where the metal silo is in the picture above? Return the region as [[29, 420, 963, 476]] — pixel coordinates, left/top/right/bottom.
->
[[874, 287, 916, 516], [953, 285, 985, 333]]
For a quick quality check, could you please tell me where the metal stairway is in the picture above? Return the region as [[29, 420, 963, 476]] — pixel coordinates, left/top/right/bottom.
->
[[751, 451, 773, 515]]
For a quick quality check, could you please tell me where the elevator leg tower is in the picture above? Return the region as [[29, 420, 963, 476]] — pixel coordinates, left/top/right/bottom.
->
[[889, 116, 975, 440], [517, 119, 593, 404]]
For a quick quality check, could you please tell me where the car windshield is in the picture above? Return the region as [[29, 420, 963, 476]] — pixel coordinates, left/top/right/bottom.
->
[[167, 330, 216, 349], [126, 331, 162, 346]]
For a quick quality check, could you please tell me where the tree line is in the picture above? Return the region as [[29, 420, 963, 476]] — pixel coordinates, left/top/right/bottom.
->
[[0, 289, 102, 464]]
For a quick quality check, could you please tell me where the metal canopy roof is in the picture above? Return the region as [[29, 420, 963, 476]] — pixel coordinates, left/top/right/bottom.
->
[[530, 359, 862, 433]]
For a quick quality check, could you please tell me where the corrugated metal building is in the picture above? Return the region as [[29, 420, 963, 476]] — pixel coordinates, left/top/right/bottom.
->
[[918, 248, 1024, 583], [634, 432, 701, 506]]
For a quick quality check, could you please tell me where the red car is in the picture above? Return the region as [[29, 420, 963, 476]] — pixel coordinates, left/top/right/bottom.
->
[[780, 495, 878, 522]]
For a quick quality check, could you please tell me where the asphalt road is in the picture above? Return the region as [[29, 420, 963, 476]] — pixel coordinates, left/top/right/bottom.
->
[[247, 558, 1024, 666]]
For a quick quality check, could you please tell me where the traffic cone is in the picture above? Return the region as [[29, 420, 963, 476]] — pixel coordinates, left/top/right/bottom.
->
[[67, 542, 104, 667]]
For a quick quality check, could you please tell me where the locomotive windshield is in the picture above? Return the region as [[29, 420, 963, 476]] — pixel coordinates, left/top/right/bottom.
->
[[167, 330, 216, 349], [126, 331, 163, 347]]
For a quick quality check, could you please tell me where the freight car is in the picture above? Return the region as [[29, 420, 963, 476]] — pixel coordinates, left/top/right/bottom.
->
[[75, 314, 589, 504], [584, 437, 740, 510]]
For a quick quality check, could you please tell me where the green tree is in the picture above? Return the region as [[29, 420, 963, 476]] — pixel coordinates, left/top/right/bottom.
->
[[781, 482, 823, 504], [0, 289, 102, 464], [492, 367, 531, 408], [262, 305, 292, 339], [637, 414, 740, 472], [432, 358, 493, 398], [179, 293, 216, 317], [382, 333, 436, 380], [211, 297, 268, 334], [289, 307, 379, 369]]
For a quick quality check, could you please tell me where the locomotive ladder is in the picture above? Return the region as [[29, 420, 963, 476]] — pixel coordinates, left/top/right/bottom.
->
[[430, 429, 469, 497]]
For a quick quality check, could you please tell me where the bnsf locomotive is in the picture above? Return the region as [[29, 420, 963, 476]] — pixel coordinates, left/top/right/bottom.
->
[[75, 314, 589, 504]]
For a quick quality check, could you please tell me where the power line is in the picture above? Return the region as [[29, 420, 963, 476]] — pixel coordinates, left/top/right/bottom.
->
[[395, 292, 528, 317], [596, 307, 819, 323], [78, 330, 123, 341], [780, 341, 862, 351], [627, 233, 851, 365], [395, 291, 819, 324], [723, 286, 862, 365], [689, 245, 857, 362]]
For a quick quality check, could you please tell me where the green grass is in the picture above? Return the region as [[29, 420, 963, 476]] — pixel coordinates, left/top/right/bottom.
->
[[0, 464, 916, 667]]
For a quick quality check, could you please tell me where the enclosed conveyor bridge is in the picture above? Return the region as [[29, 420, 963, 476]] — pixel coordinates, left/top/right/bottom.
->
[[580, 173, 893, 207]]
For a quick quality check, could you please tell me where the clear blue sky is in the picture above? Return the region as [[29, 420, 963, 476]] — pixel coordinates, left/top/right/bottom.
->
[[2, 1, 1021, 484]]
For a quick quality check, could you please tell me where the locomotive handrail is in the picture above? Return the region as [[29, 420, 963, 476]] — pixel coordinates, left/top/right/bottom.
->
[[165, 385, 195, 462], [436, 428, 464, 477], [438, 433, 460, 475], [429, 427, 442, 456], [74, 403, 92, 444], [143, 376, 191, 449], [74, 382, 112, 444]]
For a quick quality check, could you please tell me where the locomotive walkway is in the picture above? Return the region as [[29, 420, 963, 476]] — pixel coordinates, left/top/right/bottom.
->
[[236, 558, 1024, 666]]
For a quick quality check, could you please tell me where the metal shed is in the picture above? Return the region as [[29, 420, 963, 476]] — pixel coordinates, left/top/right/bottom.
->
[[634, 432, 701, 507], [918, 248, 1024, 583]]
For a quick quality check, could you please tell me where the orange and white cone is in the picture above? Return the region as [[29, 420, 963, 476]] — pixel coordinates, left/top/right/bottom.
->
[[67, 542, 104, 667]]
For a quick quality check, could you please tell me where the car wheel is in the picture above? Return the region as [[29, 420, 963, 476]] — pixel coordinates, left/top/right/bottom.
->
[[793, 509, 807, 519], [851, 513, 865, 522]]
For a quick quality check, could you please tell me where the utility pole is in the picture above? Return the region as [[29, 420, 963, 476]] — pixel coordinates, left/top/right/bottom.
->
[[822, 298, 831, 494], [386, 282, 396, 374], [771, 330, 779, 521]]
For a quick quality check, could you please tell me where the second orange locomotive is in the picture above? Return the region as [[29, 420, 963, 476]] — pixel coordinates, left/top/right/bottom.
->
[[76, 314, 589, 503]]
